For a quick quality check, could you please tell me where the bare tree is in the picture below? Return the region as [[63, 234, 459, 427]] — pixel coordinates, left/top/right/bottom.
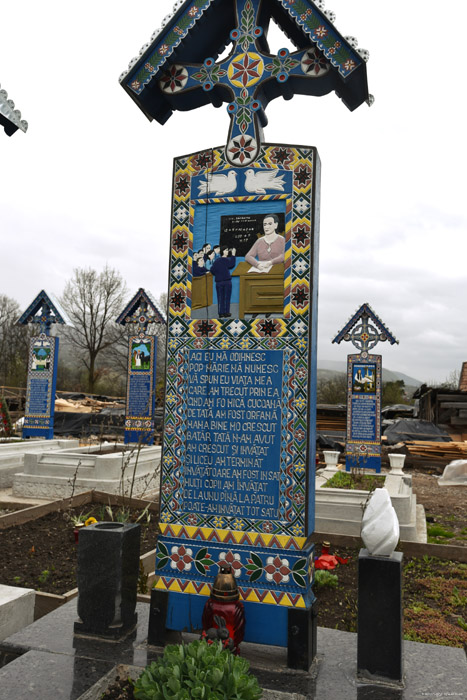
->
[[316, 373, 347, 405], [60, 266, 128, 394], [0, 294, 32, 387]]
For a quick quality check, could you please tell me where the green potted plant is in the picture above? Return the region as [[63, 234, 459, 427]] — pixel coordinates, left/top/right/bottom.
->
[[133, 639, 262, 700]]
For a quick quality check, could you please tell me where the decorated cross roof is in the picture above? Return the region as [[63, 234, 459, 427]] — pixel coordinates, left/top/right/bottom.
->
[[120, 0, 371, 166], [18, 290, 72, 335], [0, 83, 28, 136], [116, 288, 166, 334], [332, 302, 398, 355]]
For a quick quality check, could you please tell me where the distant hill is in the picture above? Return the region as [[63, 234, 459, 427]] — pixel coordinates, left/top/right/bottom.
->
[[317, 360, 422, 389]]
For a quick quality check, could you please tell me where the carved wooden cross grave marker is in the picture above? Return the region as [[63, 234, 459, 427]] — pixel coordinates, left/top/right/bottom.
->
[[333, 303, 398, 472], [116, 288, 166, 445], [121, 0, 371, 670]]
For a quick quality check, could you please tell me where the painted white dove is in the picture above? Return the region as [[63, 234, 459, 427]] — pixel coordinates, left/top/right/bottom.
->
[[244, 169, 285, 194], [198, 171, 237, 196]]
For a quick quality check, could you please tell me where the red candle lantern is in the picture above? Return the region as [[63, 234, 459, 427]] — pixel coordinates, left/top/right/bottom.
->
[[202, 565, 245, 653]]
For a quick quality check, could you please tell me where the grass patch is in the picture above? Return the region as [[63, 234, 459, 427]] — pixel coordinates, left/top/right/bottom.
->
[[404, 607, 467, 647], [313, 570, 339, 591], [323, 471, 385, 491], [427, 524, 455, 543]]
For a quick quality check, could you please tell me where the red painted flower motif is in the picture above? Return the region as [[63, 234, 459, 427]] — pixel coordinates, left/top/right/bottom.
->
[[194, 338, 205, 349], [165, 424, 175, 435], [228, 135, 256, 165], [175, 175, 190, 196], [257, 319, 280, 337], [170, 545, 193, 572], [270, 147, 294, 166], [343, 60, 356, 72], [192, 319, 217, 337], [296, 367, 307, 380], [314, 25, 328, 39], [261, 521, 274, 533], [230, 54, 262, 87], [162, 482, 173, 495], [294, 165, 311, 188], [292, 284, 308, 309], [302, 48, 328, 75], [187, 513, 198, 526], [265, 556, 291, 584], [218, 550, 243, 578], [293, 491, 305, 506], [160, 65, 188, 93], [292, 224, 310, 248], [267, 338, 279, 349], [170, 288, 185, 311], [295, 428, 305, 442]]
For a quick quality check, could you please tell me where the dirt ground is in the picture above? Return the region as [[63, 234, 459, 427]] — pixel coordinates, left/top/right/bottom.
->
[[0, 504, 159, 594], [411, 472, 467, 545]]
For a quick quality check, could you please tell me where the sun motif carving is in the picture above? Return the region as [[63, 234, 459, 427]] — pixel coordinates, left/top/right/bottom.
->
[[228, 52, 264, 88]]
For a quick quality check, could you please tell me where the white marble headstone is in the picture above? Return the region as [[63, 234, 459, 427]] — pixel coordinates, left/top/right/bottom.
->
[[361, 488, 400, 557]]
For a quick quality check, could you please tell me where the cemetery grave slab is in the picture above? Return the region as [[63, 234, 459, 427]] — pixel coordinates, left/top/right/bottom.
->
[[12, 442, 161, 499], [0, 599, 465, 700]]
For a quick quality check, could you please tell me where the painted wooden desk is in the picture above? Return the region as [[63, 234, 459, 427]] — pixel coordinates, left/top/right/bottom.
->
[[232, 262, 284, 317], [191, 273, 213, 310]]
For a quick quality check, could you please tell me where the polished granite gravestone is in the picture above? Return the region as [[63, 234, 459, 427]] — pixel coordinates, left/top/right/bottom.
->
[[0, 599, 466, 699], [74, 522, 140, 639], [358, 549, 403, 682]]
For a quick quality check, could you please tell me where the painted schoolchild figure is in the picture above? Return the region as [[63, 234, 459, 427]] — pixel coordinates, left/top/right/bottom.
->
[[210, 246, 236, 318], [201, 243, 212, 262], [205, 249, 216, 271], [193, 255, 208, 277], [245, 213, 285, 272]]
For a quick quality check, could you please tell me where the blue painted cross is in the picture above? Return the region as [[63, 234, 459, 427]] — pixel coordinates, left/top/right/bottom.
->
[[121, 301, 163, 335], [333, 303, 399, 356], [28, 304, 56, 336], [158, 0, 348, 166]]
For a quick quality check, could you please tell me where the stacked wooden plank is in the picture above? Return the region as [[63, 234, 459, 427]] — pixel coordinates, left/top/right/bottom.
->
[[403, 440, 467, 472], [316, 414, 346, 431], [316, 404, 346, 432]]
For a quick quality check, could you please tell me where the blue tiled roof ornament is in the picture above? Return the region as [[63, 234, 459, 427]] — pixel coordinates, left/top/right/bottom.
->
[[0, 83, 28, 136], [120, 0, 371, 166], [332, 302, 398, 356], [116, 287, 166, 335], [17, 290, 72, 336]]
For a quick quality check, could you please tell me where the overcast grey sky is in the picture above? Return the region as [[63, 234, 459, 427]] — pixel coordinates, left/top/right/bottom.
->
[[1, 1, 466, 385]]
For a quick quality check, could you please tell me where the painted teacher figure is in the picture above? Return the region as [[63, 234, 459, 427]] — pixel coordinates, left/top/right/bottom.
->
[[244, 214, 285, 273], [210, 246, 236, 318]]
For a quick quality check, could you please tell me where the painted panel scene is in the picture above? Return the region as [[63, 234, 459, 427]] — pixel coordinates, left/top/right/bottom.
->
[[131, 341, 151, 371], [31, 341, 51, 372], [191, 209, 288, 319], [352, 364, 376, 393]]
